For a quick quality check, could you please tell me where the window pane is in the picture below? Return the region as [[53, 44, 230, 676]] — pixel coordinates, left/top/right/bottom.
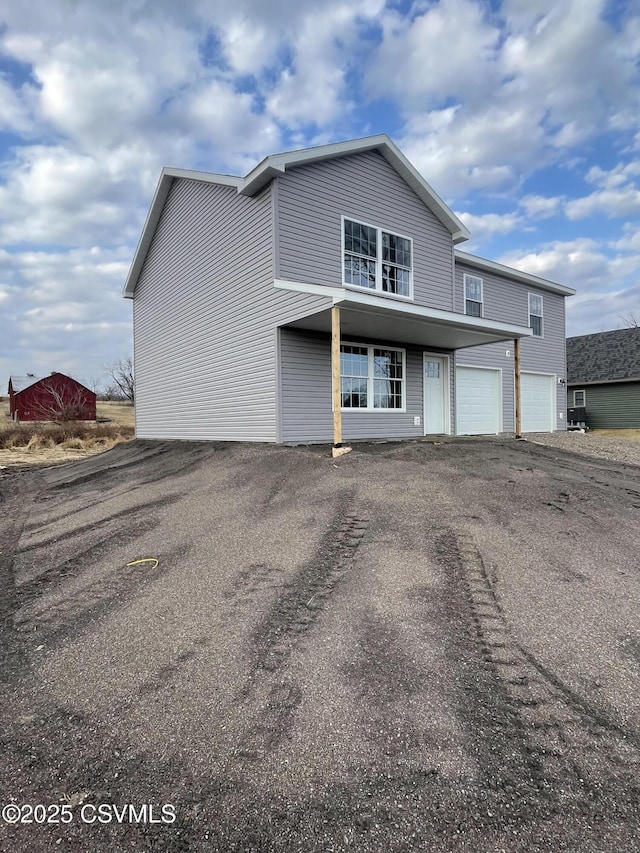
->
[[530, 294, 543, 315], [341, 378, 368, 408], [466, 299, 482, 317], [373, 379, 402, 408], [382, 264, 410, 296], [344, 255, 376, 288], [344, 220, 376, 257], [425, 360, 440, 378], [465, 277, 482, 302], [340, 345, 368, 377], [373, 349, 403, 379], [382, 233, 412, 268], [530, 314, 543, 336]]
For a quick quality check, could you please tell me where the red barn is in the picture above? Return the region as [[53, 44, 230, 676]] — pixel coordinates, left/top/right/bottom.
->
[[8, 373, 97, 422]]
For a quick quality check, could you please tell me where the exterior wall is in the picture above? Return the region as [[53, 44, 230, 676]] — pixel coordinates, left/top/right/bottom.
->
[[455, 262, 567, 431], [133, 177, 328, 442], [279, 328, 453, 442], [276, 151, 456, 311], [12, 376, 96, 422], [568, 381, 640, 429]]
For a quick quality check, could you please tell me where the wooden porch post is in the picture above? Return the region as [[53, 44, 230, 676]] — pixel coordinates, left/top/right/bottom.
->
[[331, 305, 351, 458], [514, 336, 522, 439]]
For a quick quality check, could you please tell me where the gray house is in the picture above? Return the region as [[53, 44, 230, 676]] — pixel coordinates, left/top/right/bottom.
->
[[123, 135, 574, 444], [567, 327, 640, 429]]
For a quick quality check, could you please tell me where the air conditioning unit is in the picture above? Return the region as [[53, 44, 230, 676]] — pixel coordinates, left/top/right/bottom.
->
[[567, 406, 587, 430]]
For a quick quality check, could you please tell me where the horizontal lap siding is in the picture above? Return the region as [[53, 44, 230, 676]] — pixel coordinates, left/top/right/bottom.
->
[[455, 263, 568, 431], [134, 179, 325, 442], [277, 152, 455, 310], [568, 382, 640, 429], [280, 329, 426, 442]]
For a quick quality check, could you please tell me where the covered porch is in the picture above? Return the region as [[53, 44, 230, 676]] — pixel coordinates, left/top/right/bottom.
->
[[275, 282, 533, 450]]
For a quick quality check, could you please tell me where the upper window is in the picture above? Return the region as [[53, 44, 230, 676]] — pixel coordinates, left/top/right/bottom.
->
[[529, 293, 543, 337], [464, 274, 483, 317], [343, 218, 412, 298], [573, 389, 586, 407], [340, 344, 405, 411]]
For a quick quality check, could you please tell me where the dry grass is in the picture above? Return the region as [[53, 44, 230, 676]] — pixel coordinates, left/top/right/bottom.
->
[[0, 400, 135, 467], [590, 428, 640, 441]]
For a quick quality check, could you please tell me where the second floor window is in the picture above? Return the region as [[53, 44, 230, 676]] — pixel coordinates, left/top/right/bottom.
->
[[343, 218, 412, 298], [529, 293, 544, 337], [464, 274, 483, 317]]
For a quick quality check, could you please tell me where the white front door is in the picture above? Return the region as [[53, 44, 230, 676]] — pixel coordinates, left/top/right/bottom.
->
[[424, 355, 447, 433]]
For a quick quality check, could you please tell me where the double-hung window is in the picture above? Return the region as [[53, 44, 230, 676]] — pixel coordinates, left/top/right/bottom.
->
[[573, 389, 586, 407], [340, 344, 405, 411], [529, 293, 543, 337], [343, 218, 412, 298], [464, 274, 483, 317]]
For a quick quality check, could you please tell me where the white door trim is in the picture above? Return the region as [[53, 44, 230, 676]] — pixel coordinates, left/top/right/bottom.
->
[[423, 352, 451, 435]]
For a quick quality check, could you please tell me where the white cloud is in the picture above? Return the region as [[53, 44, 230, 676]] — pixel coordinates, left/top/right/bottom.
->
[[457, 210, 523, 240], [367, 0, 501, 108], [519, 194, 563, 218], [265, 0, 385, 128], [565, 161, 640, 220]]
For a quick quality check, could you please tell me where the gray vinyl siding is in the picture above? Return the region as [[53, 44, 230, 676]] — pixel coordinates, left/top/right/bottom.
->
[[280, 329, 430, 442], [455, 262, 567, 431], [568, 381, 640, 429], [133, 178, 328, 441], [277, 151, 455, 311]]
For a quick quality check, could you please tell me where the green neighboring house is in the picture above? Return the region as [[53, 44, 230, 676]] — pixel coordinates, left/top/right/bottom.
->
[[566, 327, 640, 429]]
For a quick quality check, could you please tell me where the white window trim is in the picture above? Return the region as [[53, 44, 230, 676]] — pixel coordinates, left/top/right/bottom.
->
[[341, 215, 414, 301], [463, 273, 484, 317], [338, 342, 407, 413], [528, 292, 544, 338], [573, 389, 586, 407]]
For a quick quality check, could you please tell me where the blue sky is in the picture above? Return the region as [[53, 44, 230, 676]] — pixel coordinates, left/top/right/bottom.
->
[[1, 0, 639, 388]]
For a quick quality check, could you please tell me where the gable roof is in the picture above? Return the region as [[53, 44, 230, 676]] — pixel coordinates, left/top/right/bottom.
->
[[8, 373, 94, 396], [123, 134, 470, 298], [8, 374, 44, 394], [566, 327, 640, 385]]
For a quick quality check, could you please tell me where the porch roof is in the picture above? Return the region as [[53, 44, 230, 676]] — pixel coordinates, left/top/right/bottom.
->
[[275, 281, 532, 350]]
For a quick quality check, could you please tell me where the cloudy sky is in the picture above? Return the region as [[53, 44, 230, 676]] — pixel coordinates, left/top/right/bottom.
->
[[1, 0, 639, 389]]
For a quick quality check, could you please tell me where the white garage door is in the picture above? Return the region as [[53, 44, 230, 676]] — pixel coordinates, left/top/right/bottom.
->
[[456, 367, 501, 435], [521, 372, 555, 432]]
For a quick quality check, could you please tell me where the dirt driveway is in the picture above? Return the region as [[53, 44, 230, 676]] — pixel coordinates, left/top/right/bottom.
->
[[1, 439, 640, 852]]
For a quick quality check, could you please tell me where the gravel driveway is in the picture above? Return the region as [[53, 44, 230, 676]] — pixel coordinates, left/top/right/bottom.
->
[[1, 437, 639, 852], [527, 430, 640, 467]]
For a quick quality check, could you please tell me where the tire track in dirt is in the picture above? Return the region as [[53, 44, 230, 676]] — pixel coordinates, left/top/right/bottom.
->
[[437, 526, 640, 814], [230, 498, 370, 762]]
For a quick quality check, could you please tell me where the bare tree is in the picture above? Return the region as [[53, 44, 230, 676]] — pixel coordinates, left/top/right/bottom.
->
[[31, 379, 95, 423], [103, 357, 135, 404], [619, 311, 639, 328]]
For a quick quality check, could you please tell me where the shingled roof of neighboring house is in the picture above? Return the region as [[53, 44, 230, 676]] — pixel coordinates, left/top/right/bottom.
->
[[566, 327, 640, 385]]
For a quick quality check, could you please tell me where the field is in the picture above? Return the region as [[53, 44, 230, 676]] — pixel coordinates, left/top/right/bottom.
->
[[0, 399, 135, 467]]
